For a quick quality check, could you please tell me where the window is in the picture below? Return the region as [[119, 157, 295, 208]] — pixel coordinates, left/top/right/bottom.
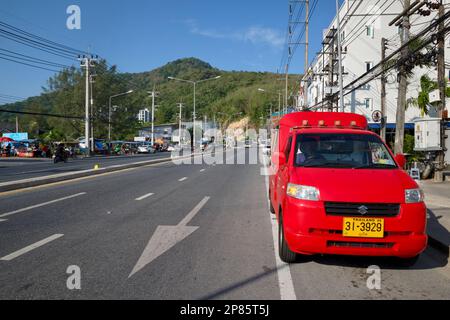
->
[[294, 134, 396, 169], [341, 31, 345, 42], [365, 61, 373, 72], [285, 136, 293, 160], [366, 25, 374, 38], [364, 98, 373, 110]]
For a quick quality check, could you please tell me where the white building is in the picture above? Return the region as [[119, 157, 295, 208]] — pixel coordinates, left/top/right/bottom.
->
[[303, 0, 449, 130], [137, 108, 150, 123]]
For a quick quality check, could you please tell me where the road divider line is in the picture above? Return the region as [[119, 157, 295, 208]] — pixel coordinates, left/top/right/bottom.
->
[[0, 192, 86, 218], [178, 177, 188, 182], [0, 153, 204, 194], [0, 219, 7, 223], [135, 193, 155, 201], [0, 234, 64, 261], [200, 169, 206, 172], [261, 151, 297, 300]]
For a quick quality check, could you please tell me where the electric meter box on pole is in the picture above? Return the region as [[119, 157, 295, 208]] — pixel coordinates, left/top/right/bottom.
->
[[414, 118, 442, 152]]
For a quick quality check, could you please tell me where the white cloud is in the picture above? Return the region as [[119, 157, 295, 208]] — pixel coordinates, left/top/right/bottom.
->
[[183, 19, 284, 49]]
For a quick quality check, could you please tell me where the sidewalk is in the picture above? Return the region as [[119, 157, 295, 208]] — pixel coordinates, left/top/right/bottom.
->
[[418, 180, 450, 254]]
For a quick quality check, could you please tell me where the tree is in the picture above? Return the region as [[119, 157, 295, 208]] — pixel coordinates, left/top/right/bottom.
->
[[408, 75, 450, 117]]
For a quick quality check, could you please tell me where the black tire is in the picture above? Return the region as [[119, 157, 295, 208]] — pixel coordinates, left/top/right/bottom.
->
[[269, 190, 275, 214], [278, 214, 297, 263], [396, 255, 420, 267]]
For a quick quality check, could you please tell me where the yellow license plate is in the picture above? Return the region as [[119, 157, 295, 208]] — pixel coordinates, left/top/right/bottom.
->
[[343, 217, 384, 238]]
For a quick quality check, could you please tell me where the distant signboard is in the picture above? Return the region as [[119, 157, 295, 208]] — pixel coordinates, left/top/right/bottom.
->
[[2, 132, 28, 141]]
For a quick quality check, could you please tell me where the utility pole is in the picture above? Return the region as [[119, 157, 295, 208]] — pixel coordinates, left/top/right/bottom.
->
[[193, 82, 197, 149], [285, 64, 289, 114], [394, 0, 410, 155], [336, 0, 344, 112], [304, 0, 309, 110], [15, 116, 18, 133], [149, 87, 158, 146], [79, 55, 97, 156], [178, 103, 184, 146], [278, 91, 281, 115], [381, 37, 388, 141], [435, 0, 446, 182], [89, 74, 95, 154]]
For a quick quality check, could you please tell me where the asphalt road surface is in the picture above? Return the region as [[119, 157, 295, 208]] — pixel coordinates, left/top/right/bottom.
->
[[0, 148, 449, 299], [0, 153, 171, 183]]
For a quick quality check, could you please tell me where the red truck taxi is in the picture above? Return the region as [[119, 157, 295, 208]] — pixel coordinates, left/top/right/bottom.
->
[[269, 112, 427, 264]]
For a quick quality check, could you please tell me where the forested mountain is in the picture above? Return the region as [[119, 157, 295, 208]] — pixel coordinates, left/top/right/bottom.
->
[[0, 58, 299, 141]]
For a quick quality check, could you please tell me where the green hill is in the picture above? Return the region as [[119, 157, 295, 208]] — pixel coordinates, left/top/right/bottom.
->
[[0, 57, 299, 141]]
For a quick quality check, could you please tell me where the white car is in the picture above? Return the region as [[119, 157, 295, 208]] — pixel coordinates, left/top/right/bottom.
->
[[137, 145, 154, 154]]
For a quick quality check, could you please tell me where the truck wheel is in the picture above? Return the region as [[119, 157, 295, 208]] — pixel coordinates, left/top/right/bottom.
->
[[269, 190, 275, 214], [278, 214, 297, 263]]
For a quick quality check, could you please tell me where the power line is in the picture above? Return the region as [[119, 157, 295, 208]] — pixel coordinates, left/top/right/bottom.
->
[[0, 20, 89, 56], [0, 55, 61, 72], [342, 0, 397, 48], [0, 49, 72, 69], [0, 28, 79, 57], [0, 108, 84, 119], [0, 93, 26, 100], [0, 31, 77, 60]]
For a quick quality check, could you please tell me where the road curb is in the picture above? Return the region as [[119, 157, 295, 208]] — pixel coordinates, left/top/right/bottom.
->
[[0, 154, 196, 194], [427, 235, 449, 255]]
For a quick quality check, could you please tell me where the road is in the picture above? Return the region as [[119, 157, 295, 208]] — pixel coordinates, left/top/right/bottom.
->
[[0, 153, 171, 183], [0, 148, 449, 299]]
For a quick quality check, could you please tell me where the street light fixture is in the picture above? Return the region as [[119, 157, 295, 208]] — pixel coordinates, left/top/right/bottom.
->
[[168, 75, 221, 150], [257, 88, 281, 116], [108, 90, 134, 141]]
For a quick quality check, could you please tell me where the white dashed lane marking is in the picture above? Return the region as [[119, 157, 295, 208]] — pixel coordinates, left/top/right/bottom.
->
[[0, 234, 64, 261]]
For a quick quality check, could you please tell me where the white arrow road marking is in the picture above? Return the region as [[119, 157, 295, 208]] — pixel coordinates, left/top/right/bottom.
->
[[129, 196, 210, 278], [0, 193, 86, 219], [1, 234, 64, 261], [178, 177, 188, 182], [135, 193, 154, 201]]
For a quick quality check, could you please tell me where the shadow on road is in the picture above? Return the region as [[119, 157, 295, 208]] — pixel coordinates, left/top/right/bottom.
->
[[427, 208, 450, 253], [196, 265, 283, 300], [300, 245, 448, 271]]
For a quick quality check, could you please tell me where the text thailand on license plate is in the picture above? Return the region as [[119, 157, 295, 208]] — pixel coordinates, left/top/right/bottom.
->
[[343, 217, 384, 238]]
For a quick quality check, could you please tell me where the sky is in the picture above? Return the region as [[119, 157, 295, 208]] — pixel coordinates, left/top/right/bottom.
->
[[0, 0, 340, 100]]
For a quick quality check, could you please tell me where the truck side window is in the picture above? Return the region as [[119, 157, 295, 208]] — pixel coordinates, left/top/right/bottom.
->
[[285, 136, 292, 161]]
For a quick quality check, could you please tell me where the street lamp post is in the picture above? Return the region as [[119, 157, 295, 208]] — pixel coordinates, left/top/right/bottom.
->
[[168, 75, 221, 150], [108, 90, 133, 141], [257, 88, 281, 116]]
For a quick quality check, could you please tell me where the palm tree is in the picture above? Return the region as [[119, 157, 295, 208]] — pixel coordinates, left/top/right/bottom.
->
[[408, 75, 450, 117]]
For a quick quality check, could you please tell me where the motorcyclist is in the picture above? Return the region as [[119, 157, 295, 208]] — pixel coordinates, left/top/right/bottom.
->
[[55, 144, 67, 162]]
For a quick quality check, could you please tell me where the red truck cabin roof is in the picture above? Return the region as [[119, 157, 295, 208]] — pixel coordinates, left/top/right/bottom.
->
[[276, 112, 369, 152]]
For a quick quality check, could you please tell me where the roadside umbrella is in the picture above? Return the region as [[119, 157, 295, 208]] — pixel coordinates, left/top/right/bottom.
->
[[0, 137, 13, 142]]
